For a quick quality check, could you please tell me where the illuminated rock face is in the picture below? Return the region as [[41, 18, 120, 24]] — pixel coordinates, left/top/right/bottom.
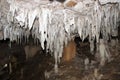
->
[[64, 0, 77, 7], [62, 39, 76, 62], [24, 45, 41, 60]]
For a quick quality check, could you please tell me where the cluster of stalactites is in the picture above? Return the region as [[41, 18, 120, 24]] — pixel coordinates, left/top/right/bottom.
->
[[2, 0, 120, 71]]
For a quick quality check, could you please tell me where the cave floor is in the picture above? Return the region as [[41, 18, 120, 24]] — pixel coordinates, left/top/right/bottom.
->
[[0, 40, 120, 80]]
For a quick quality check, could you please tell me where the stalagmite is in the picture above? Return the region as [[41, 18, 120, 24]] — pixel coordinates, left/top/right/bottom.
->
[[99, 39, 111, 66]]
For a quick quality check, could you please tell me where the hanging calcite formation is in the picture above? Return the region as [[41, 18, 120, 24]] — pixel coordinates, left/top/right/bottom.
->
[[0, 0, 120, 72], [0, 0, 10, 40]]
